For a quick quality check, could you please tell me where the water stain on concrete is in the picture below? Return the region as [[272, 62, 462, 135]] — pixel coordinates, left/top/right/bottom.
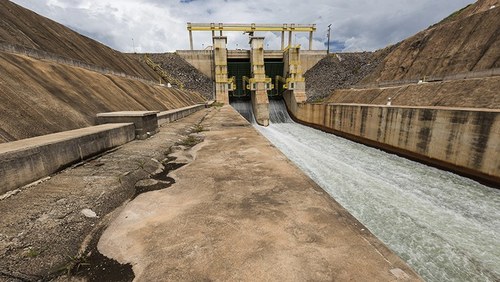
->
[[68, 222, 134, 281], [133, 157, 186, 200], [74, 156, 189, 280]]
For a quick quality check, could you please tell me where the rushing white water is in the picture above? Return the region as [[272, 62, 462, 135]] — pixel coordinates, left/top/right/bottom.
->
[[231, 100, 500, 282]]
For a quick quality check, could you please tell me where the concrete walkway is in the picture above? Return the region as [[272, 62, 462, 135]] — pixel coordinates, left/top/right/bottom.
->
[[99, 106, 421, 281]]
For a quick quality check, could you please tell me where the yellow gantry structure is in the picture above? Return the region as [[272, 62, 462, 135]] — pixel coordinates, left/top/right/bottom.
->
[[187, 23, 316, 50]]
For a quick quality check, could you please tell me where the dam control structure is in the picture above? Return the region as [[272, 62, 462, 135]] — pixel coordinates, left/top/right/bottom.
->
[[181, 23, 327, 126]]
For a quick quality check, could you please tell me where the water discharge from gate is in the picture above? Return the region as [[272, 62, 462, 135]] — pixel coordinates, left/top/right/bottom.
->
[[230, 99, 500, 282]]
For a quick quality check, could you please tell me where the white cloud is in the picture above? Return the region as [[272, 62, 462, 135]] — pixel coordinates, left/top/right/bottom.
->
[[10, 0, 474, 52]]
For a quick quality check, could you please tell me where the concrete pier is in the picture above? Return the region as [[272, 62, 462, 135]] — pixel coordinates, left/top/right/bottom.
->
[[249, 37, 270, 126], [213, 37, 229, 104], [99, 106, 421, 281]]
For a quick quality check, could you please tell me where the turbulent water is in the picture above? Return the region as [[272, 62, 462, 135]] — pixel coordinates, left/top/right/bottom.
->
[[231, 99, 500, 282]]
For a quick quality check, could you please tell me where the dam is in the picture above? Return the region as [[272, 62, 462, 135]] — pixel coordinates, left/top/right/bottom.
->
[[1, 1, 499, 281]]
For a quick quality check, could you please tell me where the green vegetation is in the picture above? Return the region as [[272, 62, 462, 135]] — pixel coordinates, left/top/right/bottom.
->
[[176, 135, 202, 147], [25, 247, 41, 258], [135, 160, 146, 170], [163, 147, 173, 157], [57, 255, 90, 276], [309, 97, 325, 103], [191, 124, 206, 133], [210, 102, 225, 108]]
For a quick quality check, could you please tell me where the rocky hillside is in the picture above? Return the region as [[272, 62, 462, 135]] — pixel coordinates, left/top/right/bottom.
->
[[361, 0, 500, 83], [139, 53, 214, 100], [304, 48, 394, 101], [305, 0, 499, 103]]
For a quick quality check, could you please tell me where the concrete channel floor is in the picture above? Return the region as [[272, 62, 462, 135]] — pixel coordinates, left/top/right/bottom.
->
[[98, 105, 422, 281]]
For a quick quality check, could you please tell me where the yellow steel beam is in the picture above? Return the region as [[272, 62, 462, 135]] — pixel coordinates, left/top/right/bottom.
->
[[187, 23, 316, 32]]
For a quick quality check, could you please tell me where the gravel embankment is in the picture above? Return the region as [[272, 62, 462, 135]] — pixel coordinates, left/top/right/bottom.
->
[[304, 48, 392, 102], [145, 53, 214, 100]]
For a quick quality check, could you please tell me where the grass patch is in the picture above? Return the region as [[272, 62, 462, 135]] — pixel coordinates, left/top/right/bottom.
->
[[57, 255, 90, 276], [135, 160, 146, 170], [25, 247, 41, 258], [210, 102, 224, 108], [176, 135, 202, 147], [191, 124, 206, 133]]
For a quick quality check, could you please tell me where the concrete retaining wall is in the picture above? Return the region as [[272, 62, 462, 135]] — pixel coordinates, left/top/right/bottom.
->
[[97, 111, 159, 139], [158, 104, 206, 125], [176, 50, 214, 79], [0, 123, 135, 194], [286, 100, 500, 185], [0, 103, 207, 195], [301, 50, 327, 73]]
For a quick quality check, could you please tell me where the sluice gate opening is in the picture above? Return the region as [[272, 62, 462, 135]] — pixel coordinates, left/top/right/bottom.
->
[[186, 22, 311, 126], [228, 59, 285, 100]]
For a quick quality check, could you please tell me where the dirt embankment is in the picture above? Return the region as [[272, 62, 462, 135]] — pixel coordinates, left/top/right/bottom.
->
[[0, 52, 205, 143], [325, 76, 500, 109], [0, 1, 160, 81], [137, 53, 214, 100], [360, 2, 500, 83]]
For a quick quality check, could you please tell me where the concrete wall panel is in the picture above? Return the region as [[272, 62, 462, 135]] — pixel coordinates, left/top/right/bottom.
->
[[301, 50, 328, 73], [157, 104, 206, 125], [288, 102, 500, 185], [0, 123, 135, 194], [176, 50, 214, 79]]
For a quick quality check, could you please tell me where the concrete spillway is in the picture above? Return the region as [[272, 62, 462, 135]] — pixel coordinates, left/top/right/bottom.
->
[[231, 100, 500, 282]]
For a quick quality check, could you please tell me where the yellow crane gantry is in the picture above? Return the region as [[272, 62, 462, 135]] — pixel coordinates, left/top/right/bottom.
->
[[187, 23, 316, 50]]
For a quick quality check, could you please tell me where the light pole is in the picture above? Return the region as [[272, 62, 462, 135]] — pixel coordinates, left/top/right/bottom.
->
[[327, 24, 331, 54]]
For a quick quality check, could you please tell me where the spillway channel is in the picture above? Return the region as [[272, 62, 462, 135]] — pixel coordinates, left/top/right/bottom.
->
[[230, 100, 500, 282]]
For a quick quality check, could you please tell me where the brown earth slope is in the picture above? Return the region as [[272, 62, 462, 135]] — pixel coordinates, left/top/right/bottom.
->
[[0, 52, 205, 143], [325, 76, 500, 108], [361, 1, 500, 83], [0, 1, 162, 81], [0, 1, 210, 143]]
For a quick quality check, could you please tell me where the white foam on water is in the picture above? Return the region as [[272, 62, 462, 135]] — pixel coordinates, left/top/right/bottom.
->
[[239, 100, 500, 282]]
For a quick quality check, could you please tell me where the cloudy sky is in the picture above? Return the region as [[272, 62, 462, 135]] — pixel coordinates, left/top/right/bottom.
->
[[11, 0, 473, 53]]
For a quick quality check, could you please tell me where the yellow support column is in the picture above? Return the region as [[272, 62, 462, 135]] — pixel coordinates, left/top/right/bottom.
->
[[213, 36, 229, 104], [282, 45, 307, 114], [249, 36, 269, 126]]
